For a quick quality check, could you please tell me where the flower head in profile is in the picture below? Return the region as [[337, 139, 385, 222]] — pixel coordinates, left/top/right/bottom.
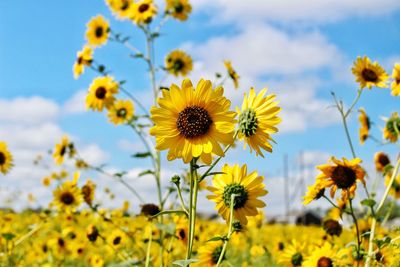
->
[[73, 45, 93, 79], [86, 76, 119, 111], [207, 164, 268, 225], [53, 173, 82, 212], [0, 141, 13, 175], [383, 112, 400, 143], [86, 15, 110, 47], [150, 79, 236, 164], [237, 88, 281, 157], [314, 157, 366, 203], [358, 108, 370, 145], [105, 0, 134, 20], [165, 0, 192, 21], [374, 152, 390, 173], [351, 56, 389, 89], [108, 99, 135, 125], [53, 135, 75, 165], [130, 0, 157, 24], [385, 173, 400, 199], [224, 60, 240, 89], [165, 50, 193, 77], [303, 182, 326, 205], [391, 63, 400, 96], [195, 241, 224, 266]]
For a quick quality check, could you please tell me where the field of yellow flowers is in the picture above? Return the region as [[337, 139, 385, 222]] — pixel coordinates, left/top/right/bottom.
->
[[1, 0, 400, 266]]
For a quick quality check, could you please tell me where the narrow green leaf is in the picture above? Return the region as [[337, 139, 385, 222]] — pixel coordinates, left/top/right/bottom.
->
[[131, 152, 152, 158], [361, 199, 376, 207], [172, 259, 199, 267]]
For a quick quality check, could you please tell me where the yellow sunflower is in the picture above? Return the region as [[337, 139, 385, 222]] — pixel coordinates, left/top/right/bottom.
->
[[314, 157, 366, 203], [73, 45, 93, 79], [0, 141, 13, 175], [85, 15, 110, 47], [107, 229, 126, 250], [383, 112, 400, 143], [150, 79, 236, 164], [358, 108, 370, 145], [303, 242, 339, 267], [107, 99, 135, 125], [130, 0, 157, 24], [391, 63, 400, 96], [224, 60, 240, 89], [81, 180, 96, 206], [351, 56, 389, 89], [207, 164, 268, 225], [374, 152, 390, 173], [165, 50, 193, 77], [278, 240, 307, 267], [237, 87, 281, 157], [195, 241, 224, 267], [86, 76, 119, 111], [52, 174, 82, 212], [105, 0, 134, 20], [302, 182, 326, 205], [53, 135, 73, 165], [385, 173, 400, 199], [165, 0, 192, 21]]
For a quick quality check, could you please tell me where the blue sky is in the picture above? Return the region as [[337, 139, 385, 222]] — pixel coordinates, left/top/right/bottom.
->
[[0, 0, 399, 215]]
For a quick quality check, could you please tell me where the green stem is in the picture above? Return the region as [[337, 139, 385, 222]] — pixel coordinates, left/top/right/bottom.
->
[[145, 224, 153, 267], [176, 183, 189, 214], [186, 159, 199, 260], [216, 194, 236, 267], [349, 198, 361, 265]]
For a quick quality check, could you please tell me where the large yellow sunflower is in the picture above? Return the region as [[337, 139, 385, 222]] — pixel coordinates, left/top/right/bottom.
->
[[165, 0, 192, 21], [0, 141, 13, 175], [358, 108, 370, 145], [130, 0, 157, 25], [207, 164, 268, 225], [351, 56, 389, 89], [53, 175, 83, 212], [150, 79, 236, 164], [383, 112, 400, 143], [314, 157, 366, 203], [86, 76, 119, 111], [73, 45, 93, 79], [105, 0, 134, 20], [165, 50, 193, 77], [85, 15, 110, 47], [107, 99, 135, 125], [224, 60, 240, 89], [53, 135, 74, 165], [303, 242, 339, 267], [278, 240, 307, 267], [194, 241, 224, 267], [391, 63, 400, 96], [237, 87, 281, 157]]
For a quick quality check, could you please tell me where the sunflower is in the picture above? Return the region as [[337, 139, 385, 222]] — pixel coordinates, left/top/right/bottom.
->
[[86, 76, 119, 111], [81, 180, 96, 206], [237, 87, 281, 157], [302, 182, 326, 205], [105, 0, 134, 20], [107, 229, 126, 249], [165, 50, 193, 77], [0, 141, 13, 175], [385, 173, 400, 199], [165, 0, 192, 21], [391, 63, 400, 96], [130, 0, 157, 24], [195, 241, 224, 266], [351, 56, 389, 89], [73, 45, 93, 79], [107, 99, 135, 125], [383, 112, 400, 143], [314, 157, 366, 203], [53, 135, 73, 165], [224, 60, 240, 89], [374, 152, 390, 173], [207, 164, 268, 225], [150, 79, 236, 164], [53, 176, 82, 212], [303, 242, 339, 267], [85, 15, 110, 47], [278, 240, 307, 267], [358, 108, 370, 145]]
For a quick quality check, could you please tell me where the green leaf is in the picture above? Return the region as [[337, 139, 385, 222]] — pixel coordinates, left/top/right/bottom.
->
[[151, 210, 188, 219], [138, 170, 155, 177], [172, 259, 199, 267], [131, 152, 152, 158], [114, 171, 127, 178], [2, 233, 16, 241], [151, 32, 160, 39], [119, 80, 127, 85], [206, 236, 224, 242], [361, 199, 376, 207]]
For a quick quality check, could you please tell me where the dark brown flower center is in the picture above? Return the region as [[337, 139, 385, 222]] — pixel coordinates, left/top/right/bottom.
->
[[323, 219, 342, 236], [174, 3, 184, 13], [377, 154, 390, 168], [317, 257, 333, 267], [60, 192, 75, 205], [375, 252, 383, 262], [95, 26, 104, 38], [113, 236, 122, 245], [117, 108, 127, 118], [211, 246, 224, 264], [58, 238, 65, 247], [178, 229, 186, 240], [177, 106, 212, 139], [95, 87, 107, 99], [173, 59, 184, 71], [121, 0, 130, 10], [138, 3, 149, 13], [361, 68, 378, 82], [0, 152, 6, 165], [60, 145, 67, 156], [331, 165, 356, 189], [140, 203, 160, 217]]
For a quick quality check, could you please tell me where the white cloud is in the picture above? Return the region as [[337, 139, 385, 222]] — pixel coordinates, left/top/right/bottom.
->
[[193, 0, 400, 24], [63, 90, 87, 114]]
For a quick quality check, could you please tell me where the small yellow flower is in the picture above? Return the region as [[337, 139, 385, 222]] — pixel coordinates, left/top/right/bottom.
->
[[107, 99, 135, 125], [42, 176, 51, 187], [73, 45, 93, 79], [351, 56, 389, 89], [391, 63, 400, 96], [86, 76, 119, 111], [165, 0, 192, 21], [52, 175, 82, 213], [383, 112, 400, 143], [0, 141, 13, 175], [86, 15, 110, 47], [374, 152, 390, 172], [224, 60, 240, 89], [53, 135, 73, 165], [105, 0, 134, 20], [165, 50, 193, 77], [358, 108, 370, 145], [130, 0, 157, 25]]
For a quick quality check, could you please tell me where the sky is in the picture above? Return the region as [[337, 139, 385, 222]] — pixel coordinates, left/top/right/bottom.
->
[[0, 0, 399, 217]]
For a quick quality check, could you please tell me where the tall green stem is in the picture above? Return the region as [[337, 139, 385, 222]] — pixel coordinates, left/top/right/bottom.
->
[[349, 197, 361, 266], [216, 194, 236, 266], [187, 159, 199, 260]]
